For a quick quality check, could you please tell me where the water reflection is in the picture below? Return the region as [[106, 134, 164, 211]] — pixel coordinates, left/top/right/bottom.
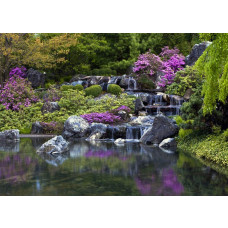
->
[[0, 138, 227, 196]]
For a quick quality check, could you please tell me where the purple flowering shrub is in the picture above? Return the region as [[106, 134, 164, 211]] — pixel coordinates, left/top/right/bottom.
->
[[81, 112, 122, 124], [9, 66, 27, 78], [81, 106, 131, 124], [133, 46, 185, 88], [133, 52, 163, 78], [110, 105, 131, 114], [158, 47, 185, 87], [0, 75, 39, 111]]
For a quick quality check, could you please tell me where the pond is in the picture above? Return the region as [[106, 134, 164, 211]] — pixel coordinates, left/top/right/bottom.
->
[[0, 137, 227, 196]]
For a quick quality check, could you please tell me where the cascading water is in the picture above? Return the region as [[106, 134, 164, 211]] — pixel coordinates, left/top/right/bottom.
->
[[128, 77, 137, 90]]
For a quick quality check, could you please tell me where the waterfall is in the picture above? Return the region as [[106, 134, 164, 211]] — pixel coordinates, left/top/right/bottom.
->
[[128, 77, 137, 90]]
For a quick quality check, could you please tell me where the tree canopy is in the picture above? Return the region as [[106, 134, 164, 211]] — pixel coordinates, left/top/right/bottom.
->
[[195, 33, 228, 114]]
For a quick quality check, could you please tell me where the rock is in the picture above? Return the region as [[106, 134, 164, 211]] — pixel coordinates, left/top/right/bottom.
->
[[87, 123, 108, 141], [0, 129, 19, 141], [41, 102, 60, 114], [62, 116, 90, 139], [129, 116, 154, 126], [114, 138, 125, 144], [31, 121, 45, 134], [106, 125, 126, 139], [140, 114, 178, 145], [119, 75, 129, 89], [37, 136, 69, 154], [116, 110, 128, 121], [26, 68, 45, 88], [183, 88, 194, 100], [138, 111, 147, 116], [135, 98, 145, 114], [159, 138, 177, 150], [87, 130, 105, 141], [185, 41, 212, 66]]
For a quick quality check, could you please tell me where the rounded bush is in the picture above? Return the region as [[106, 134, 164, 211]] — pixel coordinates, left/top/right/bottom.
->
[[85, 85, 102, 97], [107, 84, 122, 96], [60, 84, 84, 91]]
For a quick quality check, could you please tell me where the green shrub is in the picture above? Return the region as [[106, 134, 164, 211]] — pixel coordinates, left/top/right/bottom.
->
[[166, 66, 203, 96], [60, 84, 84, 92], [138, 75, 155, 90], [107, 84, 122, 96], [222, 129, 228, 142], [178, 128, 193, 139], [85, 85, 102, 97]]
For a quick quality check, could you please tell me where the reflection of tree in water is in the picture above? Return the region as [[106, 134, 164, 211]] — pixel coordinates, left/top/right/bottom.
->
[[175, 152, 228, 196]]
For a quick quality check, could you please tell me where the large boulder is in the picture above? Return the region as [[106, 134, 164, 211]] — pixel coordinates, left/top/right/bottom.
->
[[37, 136, 69, 154], [0, 129, 19, 141], [62, 116, 90, 139], [185, 41, 212, 66], [87, 123, 108, 141], [26, 68, 45, 88], [31, 121, 44, 134], [41, 102, 60, 114], [129, 116, 154, 126], [140, 115, 178, 145]]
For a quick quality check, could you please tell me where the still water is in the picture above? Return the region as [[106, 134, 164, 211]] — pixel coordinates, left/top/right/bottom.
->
[[0, 137, 227, 196]]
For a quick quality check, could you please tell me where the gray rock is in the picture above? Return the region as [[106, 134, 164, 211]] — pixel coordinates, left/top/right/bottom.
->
[[62, 116, 90, 139], [183, 88, 194, 100], [159, 138, 177, 150], [31, 121, 44, 134], [129, 116, 154, 126], [140, 114, 178, 145], [26, 68, 45, 88], [185, 41, 212, 66], [0, 129, 19, 141], [41, 102, 60, 114], [116, 110, 128, 121], [37, 136, 69, 154], [87, 123, 108, 141], [114, 138, 125, 144], [135, 98, 145, 114]]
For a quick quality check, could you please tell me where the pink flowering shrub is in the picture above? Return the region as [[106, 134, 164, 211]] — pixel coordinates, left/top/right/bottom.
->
[[133, 46, 185, 88], [81, 112, 122, 124], [9, 66, 27, 78], [0, 75, 39, 111], [110, 105, 131, 114]]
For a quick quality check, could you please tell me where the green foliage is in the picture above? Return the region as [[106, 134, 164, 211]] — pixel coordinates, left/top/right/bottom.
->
[[195, 33, 228, 115], [178, 128, 193, 139], [107, 84, 122, 96], [178, 132, 228, 167], [85, 85, 102, 97], [222, 129, 228, 142], [60, 84, 84, 92], [166, 66, 203, 96], [137, 75, 155, 90]]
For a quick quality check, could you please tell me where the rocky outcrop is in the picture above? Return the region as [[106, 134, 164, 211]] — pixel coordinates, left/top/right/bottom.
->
[[62, 116, 90, 139], [0, 129, 19, 141], [159, 138, 177, 150], [26, 68, 45, 88], [37, 136, 69, 154], [185, 41, 212, 66], [31, 122, 44, 134], [41, 102, 60, 114], [116, 110, 128, 121], [140, 114, 178, 145]]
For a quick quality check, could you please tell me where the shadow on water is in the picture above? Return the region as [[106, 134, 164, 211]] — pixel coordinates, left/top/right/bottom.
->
[[0, 137, 227, 196]]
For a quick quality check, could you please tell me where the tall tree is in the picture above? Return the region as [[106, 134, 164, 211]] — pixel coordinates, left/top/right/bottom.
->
[[195, 33, 228, 114], [0, 33, 78, 84]]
